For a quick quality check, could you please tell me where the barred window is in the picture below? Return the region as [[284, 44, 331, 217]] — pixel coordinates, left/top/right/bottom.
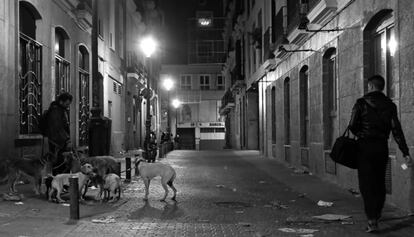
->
[[19, 2, 42, 135]]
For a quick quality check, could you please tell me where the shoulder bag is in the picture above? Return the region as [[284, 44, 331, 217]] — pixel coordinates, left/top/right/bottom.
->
[[330, 126, 358, 169]]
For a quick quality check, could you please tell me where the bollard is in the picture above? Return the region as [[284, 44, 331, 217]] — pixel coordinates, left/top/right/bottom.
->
[[135, 157, 140, 176], [116, 161, 121, 178], [125, 157, 131, 182], [69, 176, 79, 220]]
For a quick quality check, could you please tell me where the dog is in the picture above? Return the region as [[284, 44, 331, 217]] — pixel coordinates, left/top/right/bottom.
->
[[136, 158, 177, 202], [5, 153, 54, 196], [66, 152, 119, 200], [101, 173, 122, 202], [47, 163, 94, 203]]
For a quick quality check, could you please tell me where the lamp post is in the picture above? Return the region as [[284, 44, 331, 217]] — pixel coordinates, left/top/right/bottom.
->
[[140, 36, 157, 160], [162, 77, 174, 134], [172, 99, 181, 137]]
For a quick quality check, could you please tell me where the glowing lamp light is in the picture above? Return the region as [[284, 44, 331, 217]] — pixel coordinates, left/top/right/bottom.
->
[[54, 43, 60, 54], [388, 35, 397, 56], [198, 18, 212, 26], [162, 77, 174, 91], [140, 36, 157, 58], [172, 99, 181, 109]]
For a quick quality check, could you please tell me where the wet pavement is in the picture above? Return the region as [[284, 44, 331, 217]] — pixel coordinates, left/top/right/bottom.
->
[[1, 150, 414, 236]]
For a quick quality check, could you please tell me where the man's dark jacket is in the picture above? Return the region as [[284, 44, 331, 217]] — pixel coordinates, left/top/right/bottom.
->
[[349, 91, 409, 156], [46, 101, 70, 148]]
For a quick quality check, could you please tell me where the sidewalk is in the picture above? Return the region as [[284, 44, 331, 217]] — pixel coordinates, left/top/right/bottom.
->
[[0, 150, 413, 236]]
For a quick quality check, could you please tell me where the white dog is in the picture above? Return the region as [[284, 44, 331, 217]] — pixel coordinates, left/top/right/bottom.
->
[[101, 173, 122, 202], [136, 158, 177, 201], [47, 163, 94, 203]]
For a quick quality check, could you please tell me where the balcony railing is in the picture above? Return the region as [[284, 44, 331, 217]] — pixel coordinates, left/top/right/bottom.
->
[[220, 89, 235, 115], [19, 33, 43, 135], [55, 55, 71, 96], [79, 69, 90, 146]]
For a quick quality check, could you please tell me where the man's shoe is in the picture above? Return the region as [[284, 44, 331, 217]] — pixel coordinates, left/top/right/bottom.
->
[[365, 220, 379, 233]]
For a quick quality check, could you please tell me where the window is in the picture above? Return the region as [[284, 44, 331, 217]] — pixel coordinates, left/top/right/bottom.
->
[[118, 4, 124, 58], [271, 0, 276, 43], [19, 2, 42, 135], [108, 101, 112, 118], [180, 75, 192, 90], [55, 28, 70, 96], [271, 86, 276, 143], [112, 81, 122, 95], [98, 18, 103, 38], [196, 11, 213, 27], [109, 0, 115, 50], [284, 78, 290, 145], [197, 41, 213, 57], [300, 66, 309, 147], [78, 46, 90, 146], [200, 75, 210, 90], [216, 75, 224, 90], [323, 48, 338, 149], [364, 10, 396, 99]]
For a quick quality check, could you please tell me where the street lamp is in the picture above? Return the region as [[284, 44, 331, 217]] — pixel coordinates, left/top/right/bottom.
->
[[140, 35, 157, 161], [172, 99, 181, 138], [140, 36, 157, 58], [162, 77, 174, 133]]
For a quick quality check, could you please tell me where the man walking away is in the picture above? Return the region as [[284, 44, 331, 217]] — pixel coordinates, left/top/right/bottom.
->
[[349, 75, 412, 233], [45, 92, 73, 175]]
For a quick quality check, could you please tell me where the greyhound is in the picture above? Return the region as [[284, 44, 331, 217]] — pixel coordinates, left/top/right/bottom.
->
[[135, 158, 177, 202]]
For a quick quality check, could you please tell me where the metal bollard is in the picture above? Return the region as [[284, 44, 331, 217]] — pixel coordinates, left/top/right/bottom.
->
[[135, 157, 140, 176], [69, 176, 79, 220], [116, 161, 121, 178], [125, 157, 131, 182]]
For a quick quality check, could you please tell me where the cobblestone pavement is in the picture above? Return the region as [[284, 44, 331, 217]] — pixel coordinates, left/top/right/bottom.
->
[[1, 150, 414, 236]]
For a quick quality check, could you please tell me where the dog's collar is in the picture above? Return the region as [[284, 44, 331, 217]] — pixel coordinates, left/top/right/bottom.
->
[[136, 159, 146, 167]]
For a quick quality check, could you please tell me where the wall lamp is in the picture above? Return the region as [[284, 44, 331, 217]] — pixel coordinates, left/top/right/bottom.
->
[[279, 45, 316, 53], [298, 16, 345, 32]]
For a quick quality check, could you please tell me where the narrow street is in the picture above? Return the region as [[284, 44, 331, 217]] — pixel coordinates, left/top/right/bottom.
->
[[1, 150, 413, 237]]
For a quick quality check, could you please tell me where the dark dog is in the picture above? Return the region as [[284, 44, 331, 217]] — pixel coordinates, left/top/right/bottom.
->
[[5, 153, 54, 195]]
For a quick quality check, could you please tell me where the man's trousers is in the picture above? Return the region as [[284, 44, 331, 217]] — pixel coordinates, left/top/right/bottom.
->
[[357, 138, 389, 220]]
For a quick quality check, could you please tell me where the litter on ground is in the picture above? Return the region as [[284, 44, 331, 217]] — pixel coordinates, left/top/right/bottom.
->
[[278, 228, 318, 234], [238, 222, 252, 227], [312, 214, 352, 221], [317, 200, 333, 207], [14, 202, 24, 205], [2, 193, 22, 201], [92, 216, 116, 224], [271, 201, 288, 209]]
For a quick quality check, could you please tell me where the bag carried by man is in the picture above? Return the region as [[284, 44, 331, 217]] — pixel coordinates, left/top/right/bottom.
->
[[330, 126, 358, 169]]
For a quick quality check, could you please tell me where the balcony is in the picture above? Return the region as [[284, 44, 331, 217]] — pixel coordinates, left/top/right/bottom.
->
[[307, 0, 338, 26], [219, 89, 235, 115]]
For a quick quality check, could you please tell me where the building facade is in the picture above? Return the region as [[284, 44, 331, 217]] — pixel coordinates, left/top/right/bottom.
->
[[0, 0, 161, 162], [160, 0, 226, 150], [221, 0, 414, 212], [160, 64, 225, 150]]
